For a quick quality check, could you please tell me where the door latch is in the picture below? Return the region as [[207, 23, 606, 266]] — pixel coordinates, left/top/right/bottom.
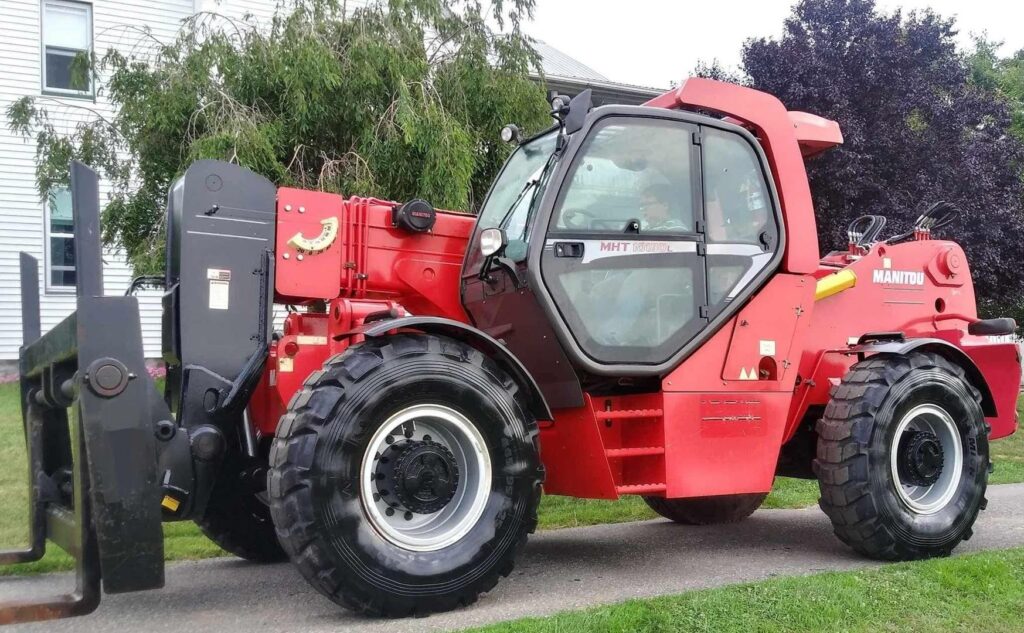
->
[[553, 242, 584, 258]]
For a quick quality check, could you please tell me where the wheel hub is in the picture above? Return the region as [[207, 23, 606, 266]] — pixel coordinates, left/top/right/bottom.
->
[[360, 404, 491, 552], [898, 430, 945, 487], [376, 439, 461, 515]]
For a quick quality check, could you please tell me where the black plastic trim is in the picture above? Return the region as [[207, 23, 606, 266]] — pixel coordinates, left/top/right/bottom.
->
[[347, 316, 554, 421], [967, 318, 1017, 337]]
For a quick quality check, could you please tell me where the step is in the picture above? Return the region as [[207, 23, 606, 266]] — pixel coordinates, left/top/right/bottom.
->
[[604, 447, 665, 458], [599, 408, 663, 420], [615, 483, 667, 495]]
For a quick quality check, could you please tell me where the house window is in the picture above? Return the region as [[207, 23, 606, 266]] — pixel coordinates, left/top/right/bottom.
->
[[42, 0, 93, 95], [46, 188, 77, 290]]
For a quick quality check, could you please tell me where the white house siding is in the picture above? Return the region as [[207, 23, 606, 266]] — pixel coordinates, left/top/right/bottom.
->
[[0, 0, 279, 363]]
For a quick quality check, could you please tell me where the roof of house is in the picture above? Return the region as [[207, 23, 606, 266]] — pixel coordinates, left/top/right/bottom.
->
[[532, 40, 666, 105], [534, 41, 610, 82]]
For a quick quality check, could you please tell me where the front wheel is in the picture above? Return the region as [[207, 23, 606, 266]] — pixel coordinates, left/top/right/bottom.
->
[[816, 352, 989, 560], [268, 334, 543, 616]]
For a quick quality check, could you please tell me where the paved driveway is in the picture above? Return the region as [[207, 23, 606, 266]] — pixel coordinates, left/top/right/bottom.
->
[[4, 484, 1024, 633]]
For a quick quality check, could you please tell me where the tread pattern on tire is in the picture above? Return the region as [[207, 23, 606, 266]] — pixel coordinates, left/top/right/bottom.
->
[[267, 334, 543, 617], [815, 351, 987, 561]]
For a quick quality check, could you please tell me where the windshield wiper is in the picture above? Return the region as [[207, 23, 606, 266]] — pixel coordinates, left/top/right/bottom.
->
[[515, 152, 558, 232], [494, 174, 540, 234]]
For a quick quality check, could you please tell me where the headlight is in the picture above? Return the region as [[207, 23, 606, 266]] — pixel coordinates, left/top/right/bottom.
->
[[480, 228, 506, 257], [500, 124, 521, 144]]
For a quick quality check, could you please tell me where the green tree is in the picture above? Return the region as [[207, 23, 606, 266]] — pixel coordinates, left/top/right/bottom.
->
[[7, 0, 550, 274], [699, 0, 1024, 320], [969, 38, 1024, 143]]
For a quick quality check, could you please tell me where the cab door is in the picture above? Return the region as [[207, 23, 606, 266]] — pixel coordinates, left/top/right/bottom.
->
[[538, 116, 708, 367], [533, 113, 782, 374]]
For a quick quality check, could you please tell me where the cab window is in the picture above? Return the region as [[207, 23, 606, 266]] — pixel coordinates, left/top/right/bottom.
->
[[702, 126, 779, 309], [552, 119, 697, 234], [704, 127, 772, 244]]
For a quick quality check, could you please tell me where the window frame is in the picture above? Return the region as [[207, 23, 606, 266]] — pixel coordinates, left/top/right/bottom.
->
[[40, 0, 95, 98], [44, 187, 77, 294]]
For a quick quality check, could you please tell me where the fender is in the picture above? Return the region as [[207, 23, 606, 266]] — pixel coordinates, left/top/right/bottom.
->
[[849, 337, 997, 416], [347, 316, 554, 421]]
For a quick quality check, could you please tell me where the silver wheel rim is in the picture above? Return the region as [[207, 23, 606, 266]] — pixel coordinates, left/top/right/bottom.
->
[[359, 404, 491, 552], [889, 403, 963, 515]]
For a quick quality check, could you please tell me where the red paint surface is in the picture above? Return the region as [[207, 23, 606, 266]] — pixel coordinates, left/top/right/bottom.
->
[[275, 188, 472, 321]]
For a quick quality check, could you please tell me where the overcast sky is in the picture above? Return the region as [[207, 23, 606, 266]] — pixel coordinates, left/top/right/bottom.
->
[[525, 0, 1024, 90]]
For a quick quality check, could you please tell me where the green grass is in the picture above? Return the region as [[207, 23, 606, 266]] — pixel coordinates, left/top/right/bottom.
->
[[538, 477, 821, 530], [0, 380, 1019, 573], [0, 381, 225, 575], [991, 420, 1024, 484], [470, 547, 1024, 633]]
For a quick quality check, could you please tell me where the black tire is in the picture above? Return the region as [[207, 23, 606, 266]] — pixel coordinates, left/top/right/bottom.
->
[[267, 334, 543, 617], [643, 493, 767, 525], [196, 453, 287, 563], [816, 352, 989, 561]]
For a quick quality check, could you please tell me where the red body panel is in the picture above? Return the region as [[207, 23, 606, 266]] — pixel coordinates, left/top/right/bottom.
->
[[250, 78, 1020, 501], [792, 241, 1019, 441], [275, 187, 472, 321]]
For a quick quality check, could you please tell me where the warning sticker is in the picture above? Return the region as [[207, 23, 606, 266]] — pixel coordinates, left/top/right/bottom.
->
[[759, 340, 776, 356], [209, 280, 229, 310], [207, 268, 231, 310]]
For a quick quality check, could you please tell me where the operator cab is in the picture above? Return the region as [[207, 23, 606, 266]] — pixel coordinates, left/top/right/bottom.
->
[[462, 92, 784, 406]]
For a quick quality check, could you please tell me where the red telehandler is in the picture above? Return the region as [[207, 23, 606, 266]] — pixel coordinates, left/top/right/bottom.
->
[[1, 78, 1019, 623]]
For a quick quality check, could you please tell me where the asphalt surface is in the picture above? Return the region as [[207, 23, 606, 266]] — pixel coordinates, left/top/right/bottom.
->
[[4, 483, 1024, 633]]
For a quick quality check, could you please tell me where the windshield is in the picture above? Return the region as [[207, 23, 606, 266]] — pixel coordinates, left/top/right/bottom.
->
[[466, 130, 559, 272]]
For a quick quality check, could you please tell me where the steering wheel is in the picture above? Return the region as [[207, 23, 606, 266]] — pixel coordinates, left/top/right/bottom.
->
[[563, 209, 635, 232], [561, 208, 597, 230]]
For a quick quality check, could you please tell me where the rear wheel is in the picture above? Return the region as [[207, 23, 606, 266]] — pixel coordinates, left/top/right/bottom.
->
[[643, 493, 766, 525], [816, 352, 989, 560], [195, 452, 286, 562], [268, 334, 543, 616]]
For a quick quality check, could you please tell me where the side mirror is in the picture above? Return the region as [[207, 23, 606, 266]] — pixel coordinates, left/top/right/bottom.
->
[[564, 89, 593, 135]]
